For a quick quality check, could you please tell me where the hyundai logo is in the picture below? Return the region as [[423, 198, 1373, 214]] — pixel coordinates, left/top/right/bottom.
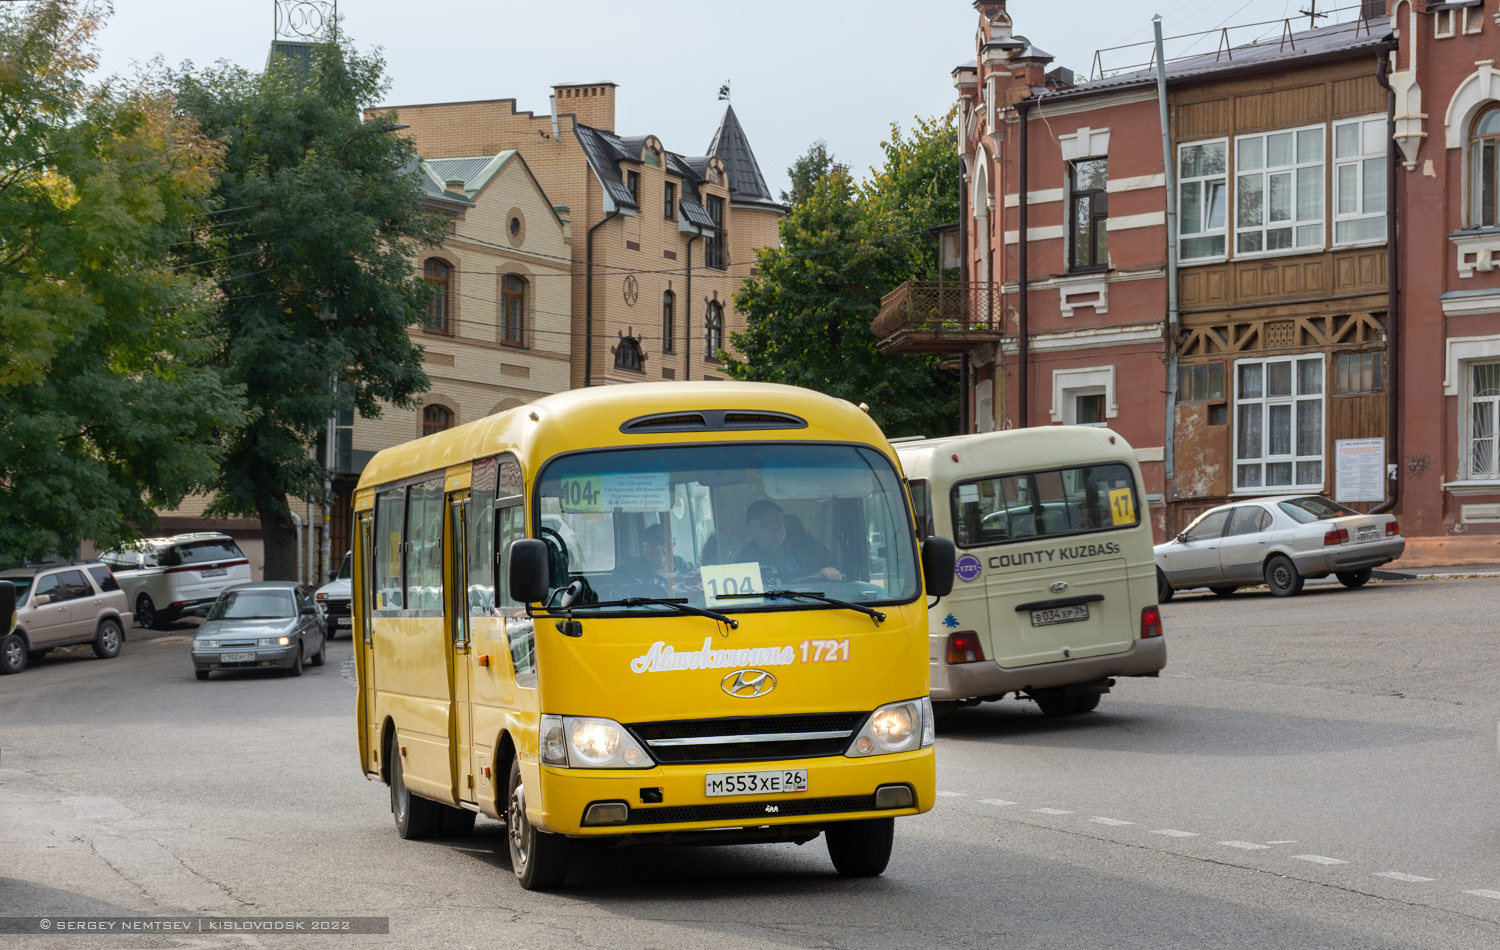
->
[[721, 669, 777, 699], [1049, 581, 1070, 593]]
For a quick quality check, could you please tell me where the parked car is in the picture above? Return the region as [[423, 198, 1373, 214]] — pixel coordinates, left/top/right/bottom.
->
[[314, 551, 352, 638], [190, 582, 326, 680], [1155, 495, 1404, 600], [100, 532, 252, 629], [0, 562, 132, 674]]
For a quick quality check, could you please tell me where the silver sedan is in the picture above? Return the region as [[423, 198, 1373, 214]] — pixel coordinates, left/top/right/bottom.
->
[[1155, 495, 1405, 600], [190, 582, 327, 679]]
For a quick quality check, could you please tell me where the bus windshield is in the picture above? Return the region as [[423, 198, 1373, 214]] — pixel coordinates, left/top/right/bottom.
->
[[535, 442, 919, 613]]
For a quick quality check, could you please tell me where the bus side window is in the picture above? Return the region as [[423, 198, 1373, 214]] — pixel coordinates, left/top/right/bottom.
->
[[497, 506, 534, 678], [374, 487, 405, 610], [406, 478, 445, 611]]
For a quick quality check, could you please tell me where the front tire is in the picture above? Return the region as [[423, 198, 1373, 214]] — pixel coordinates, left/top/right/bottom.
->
[[309, 634, 326, 667], [93, 618, 123, 659], [287, 646, 303, 676], [389, 733, 444, 840], [1156, 568, 1175, 604], [1264, 555, 1304, 597], [1, 633, 28, 674], [506, 757, 570, 890], [1338, 569, 1372, 589], [135, 594, 159, 630], [825, 817, 895, 877]]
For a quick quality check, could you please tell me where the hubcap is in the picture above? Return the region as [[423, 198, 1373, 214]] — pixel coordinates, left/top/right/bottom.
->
[[509, 782, 529, 868], [137, 598, 154, 624], [102, 626, 119, 651], [391, 757, 407, 821], [4, 639, 20, 668]]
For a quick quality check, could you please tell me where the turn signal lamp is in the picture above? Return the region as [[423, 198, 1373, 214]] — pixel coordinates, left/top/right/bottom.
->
[[1140, 605, 1163, 639], [1323, 527, 1349, 546], [946, 630, 985, 664]]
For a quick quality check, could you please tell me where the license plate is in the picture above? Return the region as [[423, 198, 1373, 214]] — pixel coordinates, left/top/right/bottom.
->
[[201, 568, 227, 577], [1356, 525, 1379, 541], [705, 769, 809, 797], [335, 617, 351, 627], [220, 652, 255, 663], [1031, 604, 1089, 626]]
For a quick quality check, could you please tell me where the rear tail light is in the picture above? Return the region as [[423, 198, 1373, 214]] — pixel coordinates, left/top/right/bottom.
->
[[946, 631, 986, 664], [1385, 520, 1399, 536], [1323, 527, 1349, 546], [1140, 605, 1163, 639]]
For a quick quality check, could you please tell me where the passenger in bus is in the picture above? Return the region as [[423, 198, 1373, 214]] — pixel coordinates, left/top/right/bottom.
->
[[737, 498, 844, 583]]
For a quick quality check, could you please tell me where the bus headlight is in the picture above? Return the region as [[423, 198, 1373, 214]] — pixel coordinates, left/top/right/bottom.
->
[[539, 715, 653, 769], [846, 698, 934, 757]]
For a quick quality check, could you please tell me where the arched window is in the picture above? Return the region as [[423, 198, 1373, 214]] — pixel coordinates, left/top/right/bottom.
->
[[423, 258, 451, 333], [614, 336, 644, 372], [1470, 106, 1500, 228], [422, 404, 453, 436], [662, 291, 675, 352], [501, 274, 525, 346], [704, 301, 723, 360]]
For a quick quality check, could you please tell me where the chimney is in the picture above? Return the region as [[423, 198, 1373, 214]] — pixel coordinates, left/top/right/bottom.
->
[[551, 82, 617, 133]]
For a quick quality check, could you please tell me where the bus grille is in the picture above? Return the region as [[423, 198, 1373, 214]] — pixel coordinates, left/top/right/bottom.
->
[[625, 795, 877, 825], [628, 713, 865, 764]]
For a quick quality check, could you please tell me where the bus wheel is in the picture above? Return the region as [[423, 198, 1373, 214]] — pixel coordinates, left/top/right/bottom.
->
[[1032, 688, 1101, 717], [506, 757, 569, 890], [825, 817, 894, 877], [389, 735, 443, 840]]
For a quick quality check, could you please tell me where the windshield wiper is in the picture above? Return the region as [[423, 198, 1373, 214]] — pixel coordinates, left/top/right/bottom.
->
[[717, 589, 885, 625], [567, 596, 739, 629]]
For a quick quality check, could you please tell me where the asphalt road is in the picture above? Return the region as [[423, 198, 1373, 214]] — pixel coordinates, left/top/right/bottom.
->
[[2, 575, 1497, 949]]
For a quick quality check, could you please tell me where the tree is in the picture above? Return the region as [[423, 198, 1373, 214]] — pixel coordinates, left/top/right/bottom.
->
[[727, 114, 960, 437], [0, 0, 245, 562], [172, 34, 447, 580], [781, 139, 849, 208]]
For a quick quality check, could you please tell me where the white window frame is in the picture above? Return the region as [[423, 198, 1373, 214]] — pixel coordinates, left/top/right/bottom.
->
[[1232, 355, 1326, 493], [1177, 138, 1228, 263], [1462, 5, 1483, 35], [1435, 8, 1455, 38], [1464, 360, 1500, 479], [1332, 115, 1387, 247], [1233, 124, 1325, 258], [1050, 365, 1118, 425]]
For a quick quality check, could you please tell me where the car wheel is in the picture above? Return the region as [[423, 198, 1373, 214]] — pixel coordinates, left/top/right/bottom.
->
[[389, 733, 444, 840], [507, 756, 570, 890], [92, 618, 124, 659], [309, 634, 326, 667], [195, 670, 210, 681], [1210, 586, 1238, 597], [287, 646, 303, 677], [1156, 568, 1175, 604], [1337, 569, 1372, 589], [1032, 688, 1102, 717], [135, 594, 160, 630], [1, 633, 28, 674], [1264, 555, 1304, 597], [825, 816, 895, 877]]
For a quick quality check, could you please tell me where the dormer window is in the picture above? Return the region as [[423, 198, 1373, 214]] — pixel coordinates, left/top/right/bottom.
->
[[614, 336, 644, 372], [626, 170, 640, 204]]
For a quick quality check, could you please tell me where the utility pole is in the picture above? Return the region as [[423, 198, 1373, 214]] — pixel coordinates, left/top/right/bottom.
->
[[1297, 1, 1328, 31]]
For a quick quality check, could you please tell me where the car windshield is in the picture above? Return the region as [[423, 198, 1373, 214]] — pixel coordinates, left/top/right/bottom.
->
[[533, 442, 920, 614], [1278, 497, 1359, 524], [337, 552, 352, 580], [2, 576, 34, 602], [209, 589, 294, 620]]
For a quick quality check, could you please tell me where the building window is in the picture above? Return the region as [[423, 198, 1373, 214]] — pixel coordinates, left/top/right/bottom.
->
[[662, 290, 675, 352], [1234, 126, 1324, 255], [614, 336, 644, 372], [422, 404, 453, 437], [626, 170, 640, 204], [1234, 356, 1324, 492], [1050, 365, 1116, 425], [1071, 391, 1107, 426], [705, 195, 727, 270], [423, 258, 451, 333], [1435, 8, 1455, 38], [664, 181, 677, 220], [1178, 362, 1226, 403], [1333, 116, 1386, 245], [1468, 362, 1500, 478], [1333, 351, 1383, 394], [1179, 140, 1227, 260], [1469, 107, 1500, 229], [1068, 157, 1108, 272], [704, 301, 723, 360], [500, 274, 525, 346]]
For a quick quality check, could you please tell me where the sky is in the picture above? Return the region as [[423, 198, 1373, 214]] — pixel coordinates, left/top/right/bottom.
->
[[90, 1, 1371, 202]]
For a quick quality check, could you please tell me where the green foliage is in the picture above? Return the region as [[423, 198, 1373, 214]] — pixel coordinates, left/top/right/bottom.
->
[[171, 31, 446, 574], [727, 112, 960, 438], [780, 139, 848, 208], [0, 0, 245, 561]]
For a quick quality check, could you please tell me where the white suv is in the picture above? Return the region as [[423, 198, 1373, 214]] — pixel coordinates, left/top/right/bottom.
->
[[101, 533, 252, 629], [314, 551, 352, 638]]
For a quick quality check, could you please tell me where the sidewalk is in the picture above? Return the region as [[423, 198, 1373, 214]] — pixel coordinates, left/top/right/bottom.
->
[[1372, 563, 1500, 581]]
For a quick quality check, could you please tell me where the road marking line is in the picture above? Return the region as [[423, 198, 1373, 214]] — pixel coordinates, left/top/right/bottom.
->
[[1265, 840, 1298, 845], [1089, 817, 1133, 826], [1293, 855, 1347, 865], [1151, 829, 1199, 837], [1463, 890, 1500, 900], [936, 791, 965, 797], [1033, 807, 1073, 815], [980, 799, 1018, 807], [1374, 871, 1434, 882], [1219, 841, 1271, 850]]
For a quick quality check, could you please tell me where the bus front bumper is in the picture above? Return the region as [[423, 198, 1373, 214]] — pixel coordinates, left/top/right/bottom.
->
[[533, 747, 935, 837]]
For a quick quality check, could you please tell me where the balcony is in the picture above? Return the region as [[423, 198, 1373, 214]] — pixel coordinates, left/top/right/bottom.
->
[[871, 281, 1005, 354]]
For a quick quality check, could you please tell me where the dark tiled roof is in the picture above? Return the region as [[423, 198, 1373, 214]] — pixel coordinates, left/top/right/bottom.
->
[[1044, 18, 1386, 104], [574, 125, 640, 211], [706, 105, 781, 211], [679, 200, 715, 229]]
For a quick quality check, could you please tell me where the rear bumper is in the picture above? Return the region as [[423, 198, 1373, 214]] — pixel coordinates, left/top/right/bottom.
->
[[1294, 538, 1405, 577], [931, 635, 1167, 702]]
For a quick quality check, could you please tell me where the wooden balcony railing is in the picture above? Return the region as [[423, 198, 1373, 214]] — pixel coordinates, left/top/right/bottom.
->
[[871, 281, 1005, 354]]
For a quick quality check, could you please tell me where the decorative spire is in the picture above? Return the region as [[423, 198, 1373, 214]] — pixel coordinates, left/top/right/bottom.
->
[[706, 104, 778, 209]]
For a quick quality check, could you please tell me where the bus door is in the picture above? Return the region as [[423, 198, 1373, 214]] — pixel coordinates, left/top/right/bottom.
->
[[356, 511, 378, 774], [448, 494, 477, 804]]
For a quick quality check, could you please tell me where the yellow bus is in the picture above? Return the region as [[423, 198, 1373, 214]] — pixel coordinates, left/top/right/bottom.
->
[[352, 382, 956, 889]]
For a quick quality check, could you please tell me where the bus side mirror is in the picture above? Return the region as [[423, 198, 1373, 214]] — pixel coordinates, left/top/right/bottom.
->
[[921, 536, 956, 598], [0, 581, 14, 635], [509, 539, 550, 604]]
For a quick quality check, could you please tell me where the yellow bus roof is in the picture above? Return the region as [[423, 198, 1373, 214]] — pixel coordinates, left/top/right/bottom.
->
[[357, 382, 894, 494], [894, 426, 1140, 482]]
